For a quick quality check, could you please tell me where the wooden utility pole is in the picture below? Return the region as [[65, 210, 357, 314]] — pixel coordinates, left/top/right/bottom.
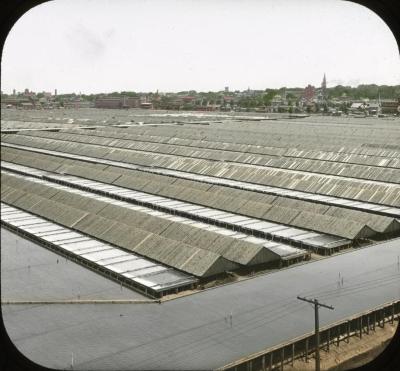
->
[[297, 296, 334, 371]]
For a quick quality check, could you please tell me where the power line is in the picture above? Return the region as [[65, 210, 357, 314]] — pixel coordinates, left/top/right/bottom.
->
[[297, 296, 334, 371]]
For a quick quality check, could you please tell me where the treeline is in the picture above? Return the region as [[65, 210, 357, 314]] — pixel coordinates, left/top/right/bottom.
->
[[52, 84, 400, 102], [327, 84, 400, 100]]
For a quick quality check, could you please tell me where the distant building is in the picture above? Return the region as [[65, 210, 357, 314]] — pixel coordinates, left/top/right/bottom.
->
[[95, 97, 122, 109], [20, 102, 34, 109], [64, 99, 92, 109], [302, 85, 316, 102], [316, 73, 327, 103], [181, 96, 196, 104], [381, 99, 400, 114], [366, 102, 380, 115], [270, 94, 286, 111], [1, 95, 36, 109], [94, 96, 140, 109], [140, 102, 153, 109], [349, 102, 367, 114], [321, 73, 327, 99], [125, 96, 140, 108]]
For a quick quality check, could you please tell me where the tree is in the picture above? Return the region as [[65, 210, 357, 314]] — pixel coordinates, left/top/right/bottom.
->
[[121, 91, 138, 97], [340, 102, 348, 114], [262, 91, 275, 106]]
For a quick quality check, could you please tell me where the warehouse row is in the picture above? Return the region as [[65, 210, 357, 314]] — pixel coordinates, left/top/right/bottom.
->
[[1, 164, 348, 251], [1, 203, 197, 297], [2, 140, 399, 209], [2, 146, 399, 241], [2, 135, 399, 208], [61, 127, 400, 168], [119, 120, 400, 151], [3, 146, 398, 220], [9, 130, 400, 183], [1, 171, 309, 278]]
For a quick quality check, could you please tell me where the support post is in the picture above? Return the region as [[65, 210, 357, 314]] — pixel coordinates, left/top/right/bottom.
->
[[270, 352, 273, 371], [367, 315, 370, 335], [315, 304, 320, 369], [347, 321, 350, 343], [305, 338, 308, 363], [281, 348, 284, 370], [297, 296, 334, 371], [327, 328, 330, 352], [337, 325, 340, 346], [373, 312, 376, 331], [392, 303, 395, 324], [360, 317, 363, 339], [262, 354, 266, 371], [292, 343, 295, 366]]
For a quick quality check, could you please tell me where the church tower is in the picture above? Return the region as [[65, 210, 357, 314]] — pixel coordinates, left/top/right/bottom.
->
[[321, 73, 327, 101]]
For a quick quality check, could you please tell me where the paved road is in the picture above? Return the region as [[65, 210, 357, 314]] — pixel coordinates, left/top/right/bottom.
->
[[2, 229, 400, 370]]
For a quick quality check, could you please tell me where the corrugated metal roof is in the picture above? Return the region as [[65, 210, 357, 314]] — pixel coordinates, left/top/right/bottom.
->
[[1, 204, 197, 293], [3, 142, 399, 212], [2, 170, 309, 271], [17, 129, 400, 183]]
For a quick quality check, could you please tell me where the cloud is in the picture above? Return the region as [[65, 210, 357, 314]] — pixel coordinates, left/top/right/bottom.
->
[[66, 23, 106, 59], [328, 79, 345, 86], [346, 79, 361, 87]]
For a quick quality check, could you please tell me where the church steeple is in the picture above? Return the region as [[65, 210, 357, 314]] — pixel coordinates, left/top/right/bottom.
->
[[321, 73, 327, 100]]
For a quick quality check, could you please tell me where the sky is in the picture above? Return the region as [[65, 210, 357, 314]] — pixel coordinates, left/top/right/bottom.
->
[[1, 0, 400, 94]]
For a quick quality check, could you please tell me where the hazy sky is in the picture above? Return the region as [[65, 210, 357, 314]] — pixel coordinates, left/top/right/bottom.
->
[[1, 0, 399, 94]]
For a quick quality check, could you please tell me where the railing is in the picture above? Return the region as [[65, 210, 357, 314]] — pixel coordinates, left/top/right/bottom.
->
[[219, 300, 400, 371]]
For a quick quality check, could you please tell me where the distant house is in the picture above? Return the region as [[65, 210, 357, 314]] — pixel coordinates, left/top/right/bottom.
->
[[271, 94, 284, 106], [349, 102, 367, 114], [366, 103, 380, 115], [269, 94, 287, 112], [182, 96, 196, 102], [206, 103, 221, 111], [140, 102, 153, 109], [20, 102, 34, 110]]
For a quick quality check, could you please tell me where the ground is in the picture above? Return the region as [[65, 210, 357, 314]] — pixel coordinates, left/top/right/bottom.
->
[[285, 321, 398, 370]]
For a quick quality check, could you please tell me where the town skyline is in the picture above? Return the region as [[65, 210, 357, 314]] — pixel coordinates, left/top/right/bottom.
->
[[4, 80, 400, 97], [3, 79, 399, 115]]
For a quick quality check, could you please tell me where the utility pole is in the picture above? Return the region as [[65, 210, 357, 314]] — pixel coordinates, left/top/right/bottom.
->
[[297, 296, 334, 371]]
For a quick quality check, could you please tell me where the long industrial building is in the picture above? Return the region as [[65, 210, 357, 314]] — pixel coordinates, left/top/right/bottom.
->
[[1, 109, 400, 369]]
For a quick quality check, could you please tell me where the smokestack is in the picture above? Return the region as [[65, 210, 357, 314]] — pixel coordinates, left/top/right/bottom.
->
[[55, 89, 57, 96]]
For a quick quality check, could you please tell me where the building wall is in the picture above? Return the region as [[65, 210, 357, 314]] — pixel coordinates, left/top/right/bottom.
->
[[381, 101, 399, 114], [125, 97, 140, 108], [95, 98, 122, 109], [95, 96, 140, 109]]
